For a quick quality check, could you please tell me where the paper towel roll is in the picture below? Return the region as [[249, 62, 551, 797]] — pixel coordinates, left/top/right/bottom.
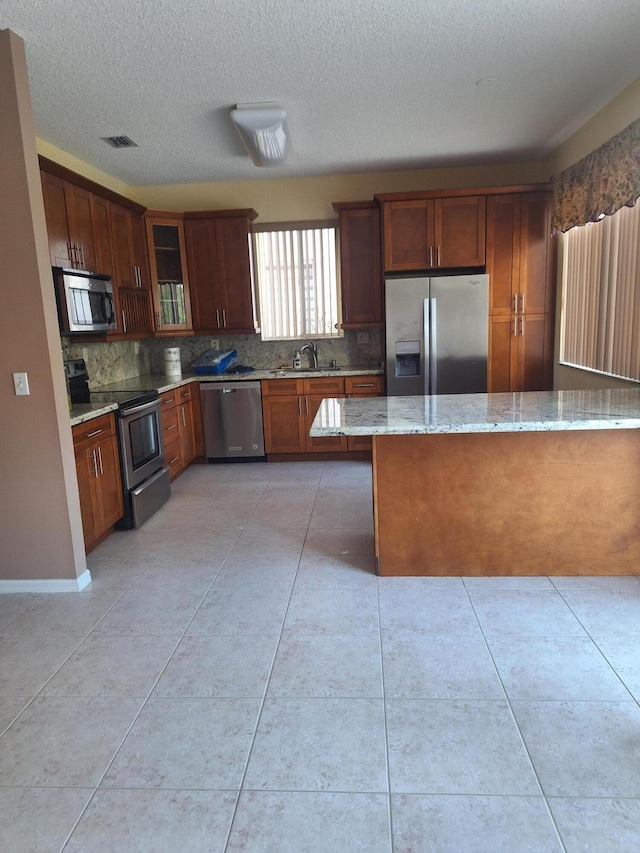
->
[[164, 347, 182, 379]]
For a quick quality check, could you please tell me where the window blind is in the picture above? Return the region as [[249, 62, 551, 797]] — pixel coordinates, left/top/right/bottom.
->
[[560, 200, 640, 382], [253, 222, 341, 341]]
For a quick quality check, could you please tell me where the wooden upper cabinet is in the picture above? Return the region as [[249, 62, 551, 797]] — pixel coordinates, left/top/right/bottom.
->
[[333, 201, 382, 328], [435, 196, 486, 268], [486, 191, 555, 317], [380, 195, 485, 272], [41, 171, 73, 268], [40, 170, 105, 272], [519, 192, 555, 315], [184, 209, 259, 335], [486, 190, 556, 393], [65, 184, 99, 272], [145, 214, 192, 333], [109, 203, 150, 290], [91, 194, 114, 278], [382, 199, 432, 270]]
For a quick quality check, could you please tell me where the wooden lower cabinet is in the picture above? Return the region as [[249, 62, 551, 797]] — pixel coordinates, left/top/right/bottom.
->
[[72, 413, 124, 553], [160, 385, 198, 479], [489, 313, 554, 393], [262, 376, 347, 454], [262, 375, 383, 456], [345, 375, 384, 451]]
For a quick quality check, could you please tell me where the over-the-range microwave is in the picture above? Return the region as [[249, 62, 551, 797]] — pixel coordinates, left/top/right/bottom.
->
[[53, 267, 116, 334]]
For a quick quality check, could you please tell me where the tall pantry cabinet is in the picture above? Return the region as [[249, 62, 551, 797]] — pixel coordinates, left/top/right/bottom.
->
[[486, 191, 556, 392]]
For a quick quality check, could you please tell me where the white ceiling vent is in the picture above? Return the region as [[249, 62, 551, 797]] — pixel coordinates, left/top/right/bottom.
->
[[101, 135, 138, 149]]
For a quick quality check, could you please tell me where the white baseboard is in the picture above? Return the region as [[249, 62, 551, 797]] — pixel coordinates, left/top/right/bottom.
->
[[0, 569, 92, 593]]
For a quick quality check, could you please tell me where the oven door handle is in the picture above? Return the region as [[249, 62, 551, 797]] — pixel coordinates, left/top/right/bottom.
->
[[120, 398, 159, 417]]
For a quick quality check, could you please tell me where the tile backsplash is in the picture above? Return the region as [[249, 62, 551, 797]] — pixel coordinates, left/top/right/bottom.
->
[[62, 330, 382, 388]]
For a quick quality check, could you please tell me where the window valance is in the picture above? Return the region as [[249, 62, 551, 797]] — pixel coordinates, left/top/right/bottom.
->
[[552, 116, 640, 233]]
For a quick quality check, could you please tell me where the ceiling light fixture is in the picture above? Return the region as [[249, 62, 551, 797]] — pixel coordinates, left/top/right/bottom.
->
[[230, 103, 291, 167]]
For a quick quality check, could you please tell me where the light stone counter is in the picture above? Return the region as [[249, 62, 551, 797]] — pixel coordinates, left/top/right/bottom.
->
[[70, 367, 382, 427], [310, 388, 640, 437], [307, 388, 640, 578]]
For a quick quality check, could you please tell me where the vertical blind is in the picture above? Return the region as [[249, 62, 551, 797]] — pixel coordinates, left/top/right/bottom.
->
[[560, 200, 640, 381], [253, 222, 341, 340]]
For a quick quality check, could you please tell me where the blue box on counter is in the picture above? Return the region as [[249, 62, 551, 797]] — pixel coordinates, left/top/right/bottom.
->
[[192, 348, 237, 375]]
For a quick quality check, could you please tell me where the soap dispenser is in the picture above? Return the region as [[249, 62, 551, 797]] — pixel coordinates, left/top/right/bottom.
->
[[293, 351, 302, 369]]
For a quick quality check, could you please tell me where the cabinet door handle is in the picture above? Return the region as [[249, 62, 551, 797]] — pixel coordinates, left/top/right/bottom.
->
[[97, 445, 104, 475], [91, 449, 99, 478], [514, 293, 518, 314], [216, 309, 220, 328], [437, 245, 441, 267], [520, 315, 525, 336], [298, 397, 302, 416], [305, 396, 309, 415], [121, 310, 127, 333], [222, 308, 227, 327], [521, 292, 525, 314], [513, 316, 517, 337], [181, 406, 186, 426], [429, 245, 433, 268]]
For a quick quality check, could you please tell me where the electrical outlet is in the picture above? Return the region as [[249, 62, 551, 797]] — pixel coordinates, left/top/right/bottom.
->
[[357, 331, 370, 345], [13, 372, 30, 395], [211, 338, 220, 350]]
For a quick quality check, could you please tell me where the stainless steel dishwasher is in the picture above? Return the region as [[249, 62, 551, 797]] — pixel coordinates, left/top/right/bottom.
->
[[200, 381, 266, 460]]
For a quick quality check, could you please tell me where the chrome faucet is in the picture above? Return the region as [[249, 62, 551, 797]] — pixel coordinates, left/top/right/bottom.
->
[[300, 341, 318, 368]]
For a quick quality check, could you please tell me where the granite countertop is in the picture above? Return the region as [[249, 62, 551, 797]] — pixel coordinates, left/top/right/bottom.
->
[[309, 388, 640, 437], [70, 366, 382, 427]]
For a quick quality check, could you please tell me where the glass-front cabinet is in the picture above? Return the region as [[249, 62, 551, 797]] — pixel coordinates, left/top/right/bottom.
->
[[145, 214, 193, 333]]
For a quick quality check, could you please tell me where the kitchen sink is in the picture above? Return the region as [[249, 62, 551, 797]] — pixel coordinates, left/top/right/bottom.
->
[[268, 366, 342, 373]]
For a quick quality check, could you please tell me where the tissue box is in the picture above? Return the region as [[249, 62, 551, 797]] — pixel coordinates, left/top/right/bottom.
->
[[192, 348, 237, 375]]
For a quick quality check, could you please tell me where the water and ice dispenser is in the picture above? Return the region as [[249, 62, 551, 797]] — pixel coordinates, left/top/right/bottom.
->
[[394, 341, 421, 377]]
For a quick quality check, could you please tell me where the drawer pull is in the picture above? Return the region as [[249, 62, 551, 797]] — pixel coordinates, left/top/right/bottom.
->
[[166, 423, 177, 431], [86, 428, 103, 438], [169, 455, 180, 465], [354, 382, 375, 388]]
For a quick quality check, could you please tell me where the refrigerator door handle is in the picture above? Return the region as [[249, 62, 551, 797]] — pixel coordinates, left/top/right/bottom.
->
[[428, 297, 438, 395], [423, 297, 430, 395]]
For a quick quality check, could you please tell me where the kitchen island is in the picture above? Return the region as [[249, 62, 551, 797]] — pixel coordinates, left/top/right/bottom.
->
[[310, 389, 640, 576]]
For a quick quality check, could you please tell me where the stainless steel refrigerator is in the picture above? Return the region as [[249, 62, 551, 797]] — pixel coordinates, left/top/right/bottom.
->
[[385, 274, 489, 395]]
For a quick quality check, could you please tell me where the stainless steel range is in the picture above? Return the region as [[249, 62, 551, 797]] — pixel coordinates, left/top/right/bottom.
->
[[113, 391, 170, 529], [65, 360, 171, 529]]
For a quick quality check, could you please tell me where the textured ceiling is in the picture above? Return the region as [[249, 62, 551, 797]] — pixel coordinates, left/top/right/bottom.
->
[[2, 0, 640, 187]]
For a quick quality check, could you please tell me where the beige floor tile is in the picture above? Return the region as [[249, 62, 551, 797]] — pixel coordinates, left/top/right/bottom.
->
[[0, 697, 142, 786], [283, 587, 380, 635], [153, 634, 278, 697], [382, 634, 504, 699], [227, 791, 391, 852], [548, 797, 640, 852], [188, 587, 291, 635], [268, 634, 383, 697], [386, 699, 540, 795], [295, 554, 377, 589], [41, 634, 179, 697], [65, 789, 237, 852], [512, 700, 640, 797], [391, 794, 562, 852], [0, 633, 83, 695], [0, 787, 93, 853], [243, 697, 387, 792], [102, 696, 260, 789]]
